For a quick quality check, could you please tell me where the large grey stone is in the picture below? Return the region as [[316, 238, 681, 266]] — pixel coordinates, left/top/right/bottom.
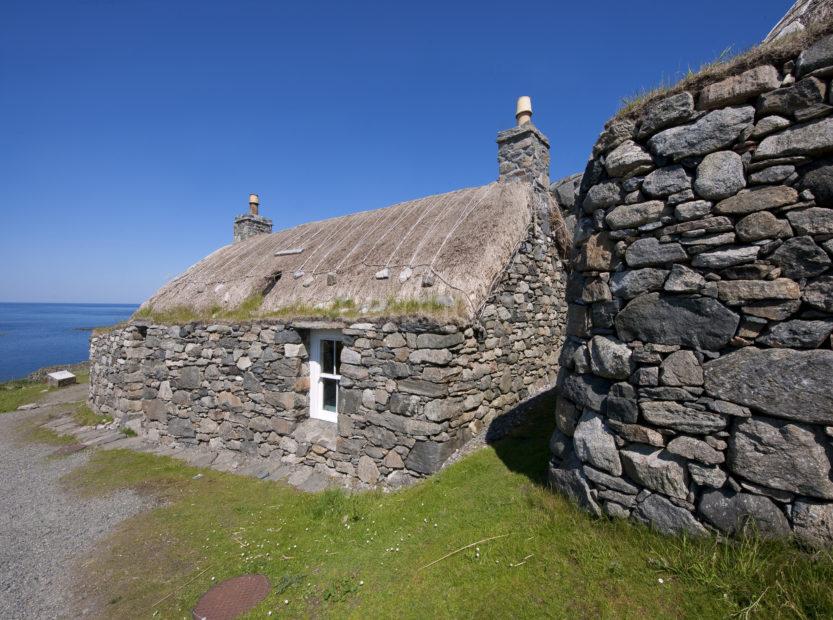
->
[[641, 401, 727, 434], [605, 200, 665, 230], [605, 382, 638, 423], [573, 411, 622, 475], [797, 34, 833, 78], [697, 490, 790, 537], [555, 396, 580, 436], [757, 319, 833, 349], [648, 106, 755, 160], [583, 181, 623, 213], [792, 500, 833, 548], [615, 293, 740, 350], [674, 200, 713, 221], [643, 166, 691, 198], [175, 366, 201, 390], [694, 151, 746, 200], [714, 185, 798, 215], [705, 348, 833, 424], [634, 493, 707, 537], [168, 417, 195, 438], [357, 455, 380, 484], [757, 77, 827, 117], [716, 278, 800, 305], [620, 444, 689, 499], [405, 438, 460, 474], [583, 464, 639, 494], [588, 335, 632, 380], [797, 158, 833, 207], [660, 350, 703, 386], [786, 207, 833, 235], [666, 436, 723, 465], [663, 264, 705, 293], [688, 463, 728, 489], [559, 373, 610, 412], [698, 65, 780, 109], [804, 275, 833, 312], [593, 119, 636, 157], [756, 117, 833, 158], [548, 453, 602, 517], [770, 236, 831, 279], [605, 140, 654, 178], [729, 415, 833, 500], [748, 164, 795, 185], [577, 232, 621, 272], [691, 246, 760, 269], [610, 268, 669, 299], [625, 239, 688, 267], [736, 211, 792, 242], [637, 92, 695, 139]]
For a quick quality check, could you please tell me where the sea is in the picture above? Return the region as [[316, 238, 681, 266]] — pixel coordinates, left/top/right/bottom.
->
[[0, 303, 138, 382]]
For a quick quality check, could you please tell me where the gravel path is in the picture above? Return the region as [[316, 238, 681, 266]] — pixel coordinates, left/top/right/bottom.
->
[[0, 390, 151, 619]]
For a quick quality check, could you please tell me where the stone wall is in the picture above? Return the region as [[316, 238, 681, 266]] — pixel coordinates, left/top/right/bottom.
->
[[90, 222, 566, 487], [233, 213, 273, 243], [549, 35, 833, 546]]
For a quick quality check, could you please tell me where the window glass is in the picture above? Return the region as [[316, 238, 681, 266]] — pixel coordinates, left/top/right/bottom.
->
[[323, 378, 338, 412], [322, 339, 335, 374], [335, 341, 344, 374]]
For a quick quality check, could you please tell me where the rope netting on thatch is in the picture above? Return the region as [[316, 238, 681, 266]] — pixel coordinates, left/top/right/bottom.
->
[[142, 182, 546, 319]]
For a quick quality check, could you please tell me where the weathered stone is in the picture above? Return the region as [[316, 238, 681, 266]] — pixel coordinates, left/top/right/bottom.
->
[[643, 166, 691, 198], [688, 463, 728, 489], [573, 411, 622, 475], [620, 445, 688, 500], [611, 422, 664, 446], [634, 493, 707, 537], [577, 232, 620, 272], [705, 348, 833, 424], [423, 399, 459, 422], [547, 459, 602, 517], [416, 332, 465, 349], [615, 293, 739, 350], [797, 34, 833, 78], [787, 207, 833, 235], [409, 348, 452, 365], [729, 415, 833, 500], [605, 382, 638, 423], [583, 464, 638, 494], [804, 275, 833, 312], [797, 158, 833, 207], [691, 246, 760, 269], [752, 115, 791, 139], [605, 140, 654, 178], [588, 336, 632, 380], [559, 373, 610, 412], [176, 366, 201, 390], [661, 350, 703, 387], [637, 92, 695, 139], [757, 77, 827, 117], [383, 450, 405, 469], [736, 211, 793, 242], [648, 106, 755, 160], [663, 264, 705, 293], [694, 151, 746, 200], [357, 455, 380, 484], [593, 119, 636, 157], [674, 200, 712, 221], [662, 215, 734, 236], [610, 268, 668, 299], [168, 417, 195, 438], [398, 379, 447, 397], [142, 399, 167, 422], [792, 500, 833, 548], [555, 396, 580, 436], [748, 164, 795, 185], [405, 439, 459, 474], [583, 181, 623, 213], [717, 278, 800, 305], [606, 200, 665, 230], [756, 117, 833, 159], [698, 65, 780, 109], [641, 401, 727, 434], [625, 239, 688, 267], [770, 236, 831, 278], [698, 490, 790, 537], [666, 436, 723, 465], [714, 185, 798, 215], [757, 319, 833, 349]]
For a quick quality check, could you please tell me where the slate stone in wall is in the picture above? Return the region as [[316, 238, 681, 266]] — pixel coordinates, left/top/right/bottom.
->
[[704, 348, 833, 424], [648, 106, 755, 160], [769, 236, 831, 279], [641, 401, 727, 434], [793, 500, 833, 548], [637, 92, 695, 139], [615, 293, 740, 350], [729, 415, 833, 500], [620, 445, 689, 500], [624, 239, 687, 267], [697, 489, 790, 537], [572, 411, 622, 475], [698, 65, 780, 110], [756, 117, 833, 158], [797, 158, 833, 207], [714, 185, 798, 215], [634, 493, 707, 536], [757, 319, 833, 348], [796, 34, 833, 78]]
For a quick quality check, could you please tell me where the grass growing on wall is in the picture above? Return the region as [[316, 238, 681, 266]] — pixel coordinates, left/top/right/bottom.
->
[[32, 403, 833, 619]]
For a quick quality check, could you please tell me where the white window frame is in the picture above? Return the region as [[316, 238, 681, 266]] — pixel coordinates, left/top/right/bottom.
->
[[309, 329, 343, 423]]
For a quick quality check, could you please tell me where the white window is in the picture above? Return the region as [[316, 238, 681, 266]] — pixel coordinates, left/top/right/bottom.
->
[[309, 330, 344, 423]]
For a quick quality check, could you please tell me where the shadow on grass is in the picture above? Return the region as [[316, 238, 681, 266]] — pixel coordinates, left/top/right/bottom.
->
[[485, 388, 557, 487]]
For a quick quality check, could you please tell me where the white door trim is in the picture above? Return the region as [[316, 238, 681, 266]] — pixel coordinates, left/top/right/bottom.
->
[[309, 329, 343, 423]]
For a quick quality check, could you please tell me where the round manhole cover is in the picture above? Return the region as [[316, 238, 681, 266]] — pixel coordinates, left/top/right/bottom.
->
[[192, 574, 270, 620]]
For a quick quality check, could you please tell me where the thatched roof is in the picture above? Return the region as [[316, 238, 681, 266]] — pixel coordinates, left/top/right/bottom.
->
[[140, 182, 536, 320]]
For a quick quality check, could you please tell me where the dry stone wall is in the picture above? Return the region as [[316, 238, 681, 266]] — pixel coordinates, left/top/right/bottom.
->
[[90, 223, 566, 487], [550, 34, 833, 546]]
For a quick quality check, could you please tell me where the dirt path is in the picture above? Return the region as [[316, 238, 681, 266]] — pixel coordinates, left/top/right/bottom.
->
[[0, 386, 151, 619]]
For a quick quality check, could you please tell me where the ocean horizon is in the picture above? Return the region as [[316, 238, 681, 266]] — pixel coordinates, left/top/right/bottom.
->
[[0, 302, 138, 382]]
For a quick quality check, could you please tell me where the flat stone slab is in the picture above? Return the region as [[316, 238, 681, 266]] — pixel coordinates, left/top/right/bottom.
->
[[46, 371, 76, 388]]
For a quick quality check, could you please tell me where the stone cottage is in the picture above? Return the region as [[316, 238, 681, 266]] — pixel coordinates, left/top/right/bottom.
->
[[89, 99, 569, 487]]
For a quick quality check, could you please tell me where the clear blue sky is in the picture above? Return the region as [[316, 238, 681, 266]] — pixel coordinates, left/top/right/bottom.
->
[[1, 0, 789, 303]]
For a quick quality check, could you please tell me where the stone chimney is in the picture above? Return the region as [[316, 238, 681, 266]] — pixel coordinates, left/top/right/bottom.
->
[[233, 193, 273, 243], [497, 97, 552, 231]]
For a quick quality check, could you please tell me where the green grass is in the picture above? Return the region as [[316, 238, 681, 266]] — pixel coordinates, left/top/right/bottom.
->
[[48, 404, 833, 619], [73, 403, 112, 427], [0, 379, 52, 413]]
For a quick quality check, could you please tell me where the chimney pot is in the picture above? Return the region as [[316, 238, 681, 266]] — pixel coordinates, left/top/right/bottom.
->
[[249, 193, 260, 215], [515, 96, 532, 125]]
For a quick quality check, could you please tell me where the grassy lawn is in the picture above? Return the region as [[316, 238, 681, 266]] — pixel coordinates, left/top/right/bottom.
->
[[50, 404, 833, 619], [73, 403, 112, 427], [0, 371, 89, 413]]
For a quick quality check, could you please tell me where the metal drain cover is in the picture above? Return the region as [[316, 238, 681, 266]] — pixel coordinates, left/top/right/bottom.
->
[[192, 574, 270, 620]]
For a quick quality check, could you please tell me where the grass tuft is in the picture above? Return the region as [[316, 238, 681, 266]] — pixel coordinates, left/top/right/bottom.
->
[[73, 403, 113, 427], [0, 379, 52, 413]]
